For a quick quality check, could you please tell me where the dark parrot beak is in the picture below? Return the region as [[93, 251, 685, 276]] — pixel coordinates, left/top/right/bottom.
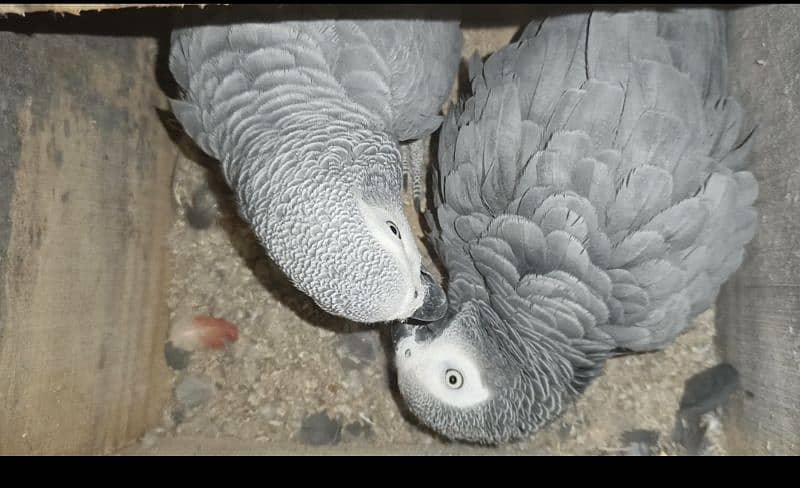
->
[[391, 320, 445, 346], [391, 322, 415, 344], [409, 266, 448, 322]]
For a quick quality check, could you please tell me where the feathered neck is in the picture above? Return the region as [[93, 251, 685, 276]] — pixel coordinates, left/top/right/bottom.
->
[[220, 119, 402, 229]]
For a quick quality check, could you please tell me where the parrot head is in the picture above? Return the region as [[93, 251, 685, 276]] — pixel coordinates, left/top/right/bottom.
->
[[249, 145, 448, 325], [349, 177, 448, 324], [391, 300, 605, 444]]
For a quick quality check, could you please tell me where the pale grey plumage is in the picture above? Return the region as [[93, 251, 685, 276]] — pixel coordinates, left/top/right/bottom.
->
[[169, 14, 461, 323], [393, 8, 758, 444]]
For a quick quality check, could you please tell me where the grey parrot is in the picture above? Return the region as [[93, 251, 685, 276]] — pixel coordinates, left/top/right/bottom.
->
[[391, 8, 758, 444], [168, 15, 462, 323]]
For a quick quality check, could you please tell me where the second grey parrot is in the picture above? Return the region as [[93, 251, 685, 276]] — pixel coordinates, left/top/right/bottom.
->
[[168, 14, 462, 323], [392, 8, 758, 444]]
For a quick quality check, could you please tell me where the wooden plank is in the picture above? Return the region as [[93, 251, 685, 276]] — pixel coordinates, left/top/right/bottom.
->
[[0, 30, 176, 454], [0, 4, 206, 15], [717, 5, 800, 455]]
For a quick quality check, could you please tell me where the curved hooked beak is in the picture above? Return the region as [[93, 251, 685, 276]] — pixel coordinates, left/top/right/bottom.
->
[[409, 266, 448, 322], [391, 322, 415, 345], [391, 321, 443, 346]]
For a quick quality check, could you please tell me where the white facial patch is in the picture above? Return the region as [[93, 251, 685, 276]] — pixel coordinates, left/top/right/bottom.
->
[[397, 338, 491, 409], [356, 199, 424, 319]]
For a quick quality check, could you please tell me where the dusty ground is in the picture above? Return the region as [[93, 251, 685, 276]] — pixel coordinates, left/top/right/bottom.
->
[[126, 20, 730, 456]]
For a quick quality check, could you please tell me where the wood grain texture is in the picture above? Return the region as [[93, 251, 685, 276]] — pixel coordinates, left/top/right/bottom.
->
[[0, 32, 176, 454], [717, 5, 800, 455], [0, 4, 204, 16]]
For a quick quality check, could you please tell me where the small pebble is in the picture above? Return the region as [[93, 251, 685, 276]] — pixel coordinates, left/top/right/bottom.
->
[[679, 363, 739, 416], [171, 408, 185, 426], [344, 420, 375, 440], [296, 411, 342, 446], [621, 430, 659, 456], [175, 374, 216, 410], [336, 331, 379, 371], [164, 341, 192, 371], [185, 205, 215, 230], [184, 184, 218, 230], [339, 357, 362, 371]]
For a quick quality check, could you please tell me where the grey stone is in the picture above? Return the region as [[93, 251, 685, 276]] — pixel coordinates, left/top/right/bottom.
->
[[621, 430, 659, 456], [296, 410, 342, 446], [336, 330, 379, 371], [344, 420, 375, 440], [171, 407, 185, 426], [164, 341, 191, 371], [679, 363, 740, 417], [175, 374, 216, 410], [184, 184, 218, 230], [673, 364, 738, 454]]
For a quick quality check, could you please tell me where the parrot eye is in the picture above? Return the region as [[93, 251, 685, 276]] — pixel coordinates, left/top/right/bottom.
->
[[444, 369, 463, 389], [387, 221, 401, 239]]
